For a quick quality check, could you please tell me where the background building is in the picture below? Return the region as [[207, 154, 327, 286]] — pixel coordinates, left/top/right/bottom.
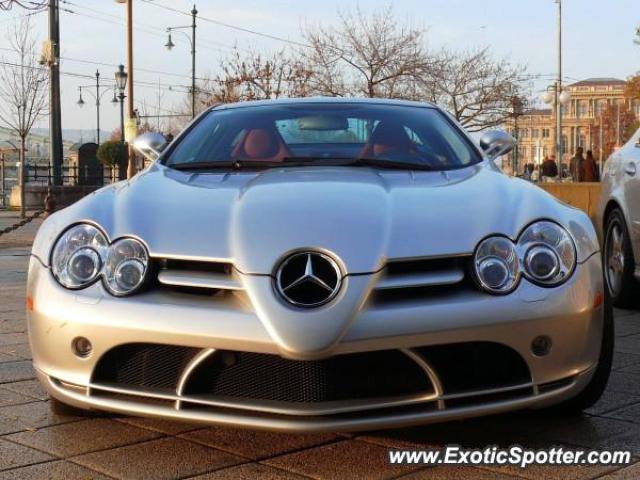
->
[[505, 78, 640, 175]]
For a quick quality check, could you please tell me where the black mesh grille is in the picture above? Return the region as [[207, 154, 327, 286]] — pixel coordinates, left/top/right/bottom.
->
[[92, 343, 200, 391], [184, 350, 433, 403], [416, 342, 531, 394]]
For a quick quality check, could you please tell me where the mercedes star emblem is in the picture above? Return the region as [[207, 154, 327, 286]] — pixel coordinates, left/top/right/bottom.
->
[[275, 252, 342, 307]]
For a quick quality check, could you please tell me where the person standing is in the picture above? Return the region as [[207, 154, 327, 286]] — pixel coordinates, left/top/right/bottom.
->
[[570, 147, 585, 182], [541, 154, 559, 179], [582, 150, 600, 182]]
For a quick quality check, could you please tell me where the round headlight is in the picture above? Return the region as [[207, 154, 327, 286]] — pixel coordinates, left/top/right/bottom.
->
[[51, 224, 108, 288], [519, 221, 576, 286], [474, 236, 520, 294], [104, 238, 148, 296]]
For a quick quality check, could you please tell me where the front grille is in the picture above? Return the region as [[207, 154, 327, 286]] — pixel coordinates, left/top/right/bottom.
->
[[371, 256, 472, 304], [159, 258, 232, 274], [155, 258, 240, 295], [416, 342, 531, 394], [92, 343, 200, 391], [183, 350, 433, 403], [88, 342, 536, 419]]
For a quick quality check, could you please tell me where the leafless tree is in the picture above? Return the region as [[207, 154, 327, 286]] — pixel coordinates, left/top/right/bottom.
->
[[202, 48, 313, 104], [593, 103, 638, 161], [173, 7, 527, 135], [0, 17, 48, 217], [420, 48, 527, 133], [301, 6, 429, 98], [0, 0, 46, 10]]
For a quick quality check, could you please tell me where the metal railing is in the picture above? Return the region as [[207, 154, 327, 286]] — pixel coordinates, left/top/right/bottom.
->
[[24, 164, 122, 186]]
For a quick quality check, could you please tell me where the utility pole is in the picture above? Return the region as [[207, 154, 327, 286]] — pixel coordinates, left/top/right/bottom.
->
[[599, 111, 604, 177], [0, 152, 4, 207], [555, 0, 563, 175], [126, 0, 135, 178], [95, 70, 100, 145], [165, 4, 198, 119], [115, 0, 136, 178], [191, 5, 197, 118], [616, 102, 621, 146], [48, 0, 63, 185]]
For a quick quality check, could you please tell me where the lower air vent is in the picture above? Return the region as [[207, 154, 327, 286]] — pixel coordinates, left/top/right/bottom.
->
[[416, 342, 531, 394], [92, 343, 200, 391], [182, 350, 434, 403]]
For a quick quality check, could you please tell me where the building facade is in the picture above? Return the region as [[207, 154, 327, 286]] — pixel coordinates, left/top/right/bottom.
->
[[504, 78, 640, 175]]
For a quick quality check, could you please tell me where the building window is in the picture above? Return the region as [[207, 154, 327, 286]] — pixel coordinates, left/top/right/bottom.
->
[[532, 129, 539, 138], [542, 128, 550, 138], [576, 101, 588, 118]]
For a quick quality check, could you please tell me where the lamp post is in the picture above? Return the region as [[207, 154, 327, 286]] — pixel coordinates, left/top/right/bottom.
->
[[76, 70, 115, 145], [542, 84, 571, 176], [165, 4, 198, 118], [511, 96, 524, 175], [115, 65, 128, 142]]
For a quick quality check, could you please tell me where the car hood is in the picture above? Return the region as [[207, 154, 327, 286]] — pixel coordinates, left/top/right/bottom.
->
[[35, 162, 598, 272]]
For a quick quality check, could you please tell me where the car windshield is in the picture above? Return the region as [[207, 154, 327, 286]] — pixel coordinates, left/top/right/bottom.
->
[[163, 103, 481, 171]]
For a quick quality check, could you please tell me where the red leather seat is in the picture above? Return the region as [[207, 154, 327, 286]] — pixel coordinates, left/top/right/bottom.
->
[[360, 122, 416, 158], [232, 127, 292, 162]]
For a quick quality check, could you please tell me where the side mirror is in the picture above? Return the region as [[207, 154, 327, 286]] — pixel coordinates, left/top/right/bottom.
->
[[132, 132, 168, 162], [479, 130, 516, 160]]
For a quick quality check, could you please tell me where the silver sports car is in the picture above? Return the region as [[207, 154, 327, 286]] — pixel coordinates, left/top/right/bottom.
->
[[28, 98, 611, 432], [598, 127, 640, 307]]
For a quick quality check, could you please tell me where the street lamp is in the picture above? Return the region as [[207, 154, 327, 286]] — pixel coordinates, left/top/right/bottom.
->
[[76, 89, 85, 107], [115, 64, 128, 143], [165, 4, 198, 119], [510, 96, 525, 175], [542, 84, 571, 173], [75, 70, 115, 145]]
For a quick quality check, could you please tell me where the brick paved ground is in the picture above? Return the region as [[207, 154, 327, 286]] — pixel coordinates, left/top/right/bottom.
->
[[2, 210, 640, 479]]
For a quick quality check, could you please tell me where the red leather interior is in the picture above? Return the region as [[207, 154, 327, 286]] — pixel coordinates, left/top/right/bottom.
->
[[232, 127, 292, 162], [360, 122, 416, 158]]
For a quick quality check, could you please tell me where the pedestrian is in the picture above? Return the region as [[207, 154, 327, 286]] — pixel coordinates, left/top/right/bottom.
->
[[523, 162, 534, 179], [570, 147, 585, 182], [582, 150, 600, 182], [531, 164, 540, 182], [541, 154, 559, 179]]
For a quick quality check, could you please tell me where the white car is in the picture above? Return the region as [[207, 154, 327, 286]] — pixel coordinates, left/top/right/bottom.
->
[[598, 127, 640, 307]]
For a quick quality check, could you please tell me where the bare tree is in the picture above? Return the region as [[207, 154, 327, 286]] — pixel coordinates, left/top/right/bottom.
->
[[301, 6, 429, 98], [0, 0, 46, 10], [203, 48, 313, 104], [420, 48, 527, 133], [172, 7, 528, 134], [592, 103, 638, 161], [0, 17, 48, 217]]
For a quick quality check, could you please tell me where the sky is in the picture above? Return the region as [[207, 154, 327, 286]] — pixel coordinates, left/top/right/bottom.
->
[[0, 0, 638, 137]]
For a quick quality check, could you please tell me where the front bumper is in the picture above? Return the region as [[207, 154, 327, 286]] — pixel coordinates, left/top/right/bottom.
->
[[28, 253, 604, 432]]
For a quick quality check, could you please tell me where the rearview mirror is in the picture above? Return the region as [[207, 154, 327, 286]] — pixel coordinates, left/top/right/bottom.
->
[[132, 132, 168, 161], [298, 115, 349, 131], [479, 130, 516, 160]]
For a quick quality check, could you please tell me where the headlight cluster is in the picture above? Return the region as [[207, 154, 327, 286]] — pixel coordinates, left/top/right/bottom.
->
[[51, 224, 149, 296], [474, 221, 576, 295]]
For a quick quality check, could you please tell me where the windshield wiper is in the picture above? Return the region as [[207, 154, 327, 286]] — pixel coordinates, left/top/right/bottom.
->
[[282, 157, 433, 171], [169, 157, 433, 171], [169, 160, 294, 171]]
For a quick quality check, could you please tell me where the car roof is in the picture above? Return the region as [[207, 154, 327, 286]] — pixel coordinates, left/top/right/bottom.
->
[[209, 96, 438, 112]]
